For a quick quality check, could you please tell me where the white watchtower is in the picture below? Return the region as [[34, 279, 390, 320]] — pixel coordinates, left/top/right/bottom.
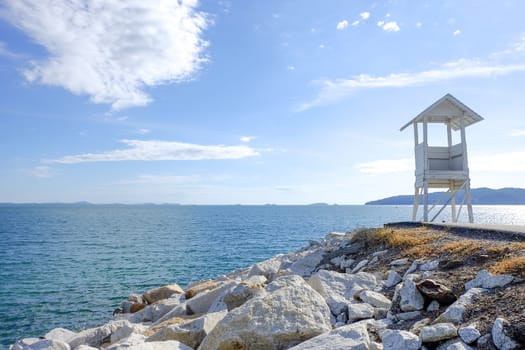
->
[[400, 94, 483, 223]]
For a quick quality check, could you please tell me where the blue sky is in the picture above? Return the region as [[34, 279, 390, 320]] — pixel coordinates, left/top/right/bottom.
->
[[0, 0, 524, 204]]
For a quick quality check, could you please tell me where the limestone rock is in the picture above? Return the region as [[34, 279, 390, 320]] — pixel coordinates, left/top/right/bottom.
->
[[434, 288, 486, 324], [417, 279, 457, 305], [351, 259, 369, 273], [110, 322, 148, 344], [390, 258, 409, 266], [143, 284, 184, 304], [477, 334, 497, 350], [106, 333, 146, 350], [384, 271, 402, 288], [347, 303, 375, 322], [288, 247, 325, 277], [410, 318, 432, 335], [114, 340, 193, 350], [68, 320, 130, 349], [130, 297, 183, 324], [10, 339, 70, 350], [223, 282, 263, 311], [288, 322, 370, 350], [248, 255, 283, 282], [44, 328, 77, 343], [74, 346, 98, 350], [198, 275, 331, 350], [492, 317, 521, 350], [185, 280, 220, 299], [465, 270, 514, 290], [399, 278, 425, 312], [147, 311, 227, 348], [381, 329, 421, 350], [370, 341, 383, 350], [359, 290, 392, 309], [186, 281, 237, 314], [396, 311, 421, 321], [308, 270, 377, 315], [420, 260, 439, 271], [436, 338, 474, 350], [427, 300, 440, 311], [458, 324, 481, 344], [420, 322, 457, 343]]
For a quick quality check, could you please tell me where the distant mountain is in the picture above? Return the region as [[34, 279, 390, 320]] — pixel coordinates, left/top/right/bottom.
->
[[365, 187, 525, 205]]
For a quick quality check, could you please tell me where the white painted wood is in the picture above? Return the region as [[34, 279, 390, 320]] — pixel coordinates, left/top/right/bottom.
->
[[401, 94, 481, 223]]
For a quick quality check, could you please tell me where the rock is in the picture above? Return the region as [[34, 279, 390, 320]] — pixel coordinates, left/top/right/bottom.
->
[[129, 297, 183, 323], [420, 260, 439, 271], [427, 300, 440, 311], [351, 259, 369, 273], [113, 340, 193, 350], [374, 308, 388, 320], [186, 281, 237, 314], [370, 341, 383, 350], [434, 288, 486, 324], [248, 255, 283, 281], [68, 320, 130, 349], [417, 279, 457, 305], [390, 258, 409, 266], [44, 328, 77, 343], [288, 322, 370, 349], [404, 261, 419, 277], [198, 275, 331, 350], [359, 290, 392, 309], [223, 281, 264, 311], [458, 324, 481, 344], [381, 329, 421, 350], [340, 258, 355, 269], [411, 318, 432, 335], [143, 284, 184, 304], [492, 317, 521, 350], [396, 311, 421, 321], [436, 338, 474, 350], [477, 334, 498, 350], [330, 256, 344, 266], [185, 280, 220, 299], [75, 346, 98, 350], [106, 333, 146, 350], [130, 303, 147, 313], [308, 270, 377, 315], [347, 303, 375, 322], [465, 270, 514, 290], [420, 322, 457, 342], [146, 311, 227, 348], [384, 271, 402, 288], [10, 339, 70, 350], [399, 278, 425, 312], [128, 294, 144, 304], [110, 322, 148, 344], [289, 247, 325, 277]]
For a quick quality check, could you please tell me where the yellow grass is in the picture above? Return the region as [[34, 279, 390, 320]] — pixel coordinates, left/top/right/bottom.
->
[[353, 227, 440, 251], [489, 256, 525, 277], [437, 240, 483, 256]]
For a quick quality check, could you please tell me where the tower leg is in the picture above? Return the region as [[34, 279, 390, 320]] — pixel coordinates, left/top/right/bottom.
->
[[423, 181, 429, 222], [465, 179, 474, 223], [450, 180, 457, 223], [412, 187, 420, 221]]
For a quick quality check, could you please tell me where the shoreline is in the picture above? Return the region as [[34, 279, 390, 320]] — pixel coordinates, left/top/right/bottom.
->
[[10, 224, 525, 350]]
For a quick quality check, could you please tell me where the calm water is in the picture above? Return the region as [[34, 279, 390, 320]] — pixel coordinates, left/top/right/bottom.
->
[[1, 204, 524, 347]]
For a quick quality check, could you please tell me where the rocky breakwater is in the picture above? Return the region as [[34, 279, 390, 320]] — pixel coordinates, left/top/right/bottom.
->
[[10, 226, 525, 350]]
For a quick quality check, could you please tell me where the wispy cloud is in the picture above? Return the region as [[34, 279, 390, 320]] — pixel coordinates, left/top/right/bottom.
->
[[355, 158, 412, 175], [136, 128, 151, 135], [0, 41, 20, 59], [336, 20, 349, 30], [360, 12, 370, 20], [240, 136, 257, 143], [3, 1, 209, 110], [118, 174, 200, 185], [453, 29, 462, 36], [297, 36, 525, 111], [378, 21, 400, 32], [47, 140, 259, 164], [510, 129, 525, 137], [26, 166, 53, 178]]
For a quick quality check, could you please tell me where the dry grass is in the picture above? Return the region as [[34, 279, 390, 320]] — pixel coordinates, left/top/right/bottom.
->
[[437, 240, 484, 256], [353, 228, 441, 254], [489, 256, 525, 277]]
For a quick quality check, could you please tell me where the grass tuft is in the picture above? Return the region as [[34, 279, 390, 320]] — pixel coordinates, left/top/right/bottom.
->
[[489, 256, 525, 277]]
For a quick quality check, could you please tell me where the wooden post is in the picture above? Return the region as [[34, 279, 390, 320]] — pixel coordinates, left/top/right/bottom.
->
[[423, 119, 428, 222]]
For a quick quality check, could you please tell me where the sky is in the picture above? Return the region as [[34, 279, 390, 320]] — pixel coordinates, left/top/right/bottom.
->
[[0, 0, 524, 205]]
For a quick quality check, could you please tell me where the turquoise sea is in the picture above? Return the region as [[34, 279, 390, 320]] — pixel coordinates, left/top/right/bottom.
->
[[1, 204, 525, 347]]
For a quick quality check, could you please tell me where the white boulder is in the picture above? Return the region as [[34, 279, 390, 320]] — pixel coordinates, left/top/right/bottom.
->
[[384, 271, 402, 288], [44, 328, 77, 343], [10, 339, 70, 350], [434, 288, 486, 324], [198, 275, 331, 350], [288, 322, 370, 350], [465, 270, 514, 290], [420, 323, 457, 342], [186, 281, 237, 314], [359, 290, 392, 309], [381, 329, 421, 350], [399, 278, 425, 312], [492, 317, 521, 350], [288, 247, 325, 277], [68, 320, 130, 349], [116, 340, 193, 350], [347, 303, 375, 322], [458, 324, 481, 344]]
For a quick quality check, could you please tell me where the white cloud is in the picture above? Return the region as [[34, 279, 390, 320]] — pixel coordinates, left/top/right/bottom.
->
[[286, 65, 296, 71], [453, 29, 462, 36], [0, 41, 20, 59], [319, 44, 325, 49], [382, 21, 400, 32], [471, 152, 525, 172], [48, 139, 259, 164], [352, 20, 360, 26], [26, 166, 53, 178], [416, 21, 423, 28], [355, 158, 412, 175], [3, 0, 209, 110], [240, 136, 256, 143], [119, 174, 200, 185], [510, 129, 525, 137], [136, 128, 151, 134], [360, 12, 370, 20], [377, 21, 385, 27], [336, 20, 349, 30], [297, 41, 525, 111]]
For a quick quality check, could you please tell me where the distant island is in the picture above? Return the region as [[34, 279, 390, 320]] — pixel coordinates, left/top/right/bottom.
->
[[365, 187, 525, 205]]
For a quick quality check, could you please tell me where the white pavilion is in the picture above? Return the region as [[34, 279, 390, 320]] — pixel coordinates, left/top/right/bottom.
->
[[400, 93, 483, 223]]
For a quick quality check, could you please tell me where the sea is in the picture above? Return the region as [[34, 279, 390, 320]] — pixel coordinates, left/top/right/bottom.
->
[[1, 204, 525, 347]]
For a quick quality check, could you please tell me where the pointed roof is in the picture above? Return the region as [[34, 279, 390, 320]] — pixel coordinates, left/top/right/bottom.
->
[[400, 93, 484, 131]]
